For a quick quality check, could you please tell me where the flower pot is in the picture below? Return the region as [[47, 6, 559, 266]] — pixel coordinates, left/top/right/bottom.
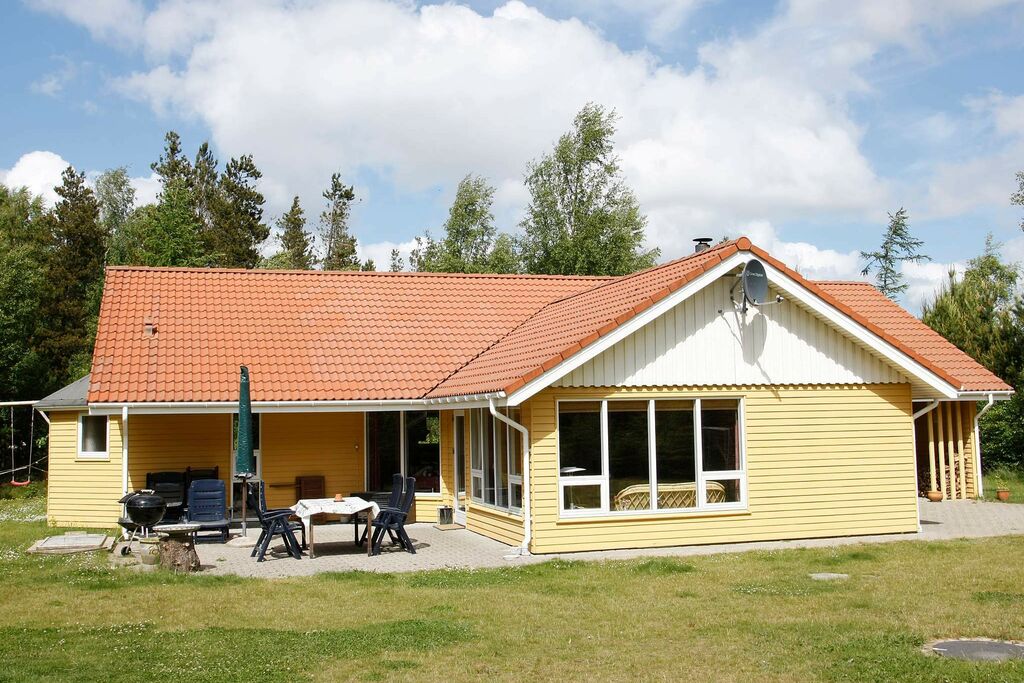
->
[[926, 490, 944, 503], [138, 537, 161, 565], [996, 488, 1011, 502]]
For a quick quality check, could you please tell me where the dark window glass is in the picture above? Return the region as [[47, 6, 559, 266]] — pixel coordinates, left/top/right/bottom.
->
[[81, 415, 107, 453], [454, 415, 466, 495], [558, 402, 602, 477], [608, 402, 650, 511], [406, 411, 440, 493], [702, 400, 740, 471], [655, 401, 696, 508], [367, 412, 401, 491]]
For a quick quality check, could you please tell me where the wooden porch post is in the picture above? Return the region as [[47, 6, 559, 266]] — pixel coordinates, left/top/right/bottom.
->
[[945, 403, 957, 499], [935, 405, 947, 499], [955, 402, 966, 500], [926, 406, 937, 494]]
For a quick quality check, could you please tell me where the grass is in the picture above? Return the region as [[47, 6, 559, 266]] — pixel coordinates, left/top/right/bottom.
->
[[982, 466, 1024, 503], [3, 492, 1024, 681]]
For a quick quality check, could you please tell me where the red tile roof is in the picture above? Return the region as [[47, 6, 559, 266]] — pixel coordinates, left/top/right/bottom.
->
[[814, 281, 1012, 392], [87, 238, 1011, 404], [88, 268, 609, 402]]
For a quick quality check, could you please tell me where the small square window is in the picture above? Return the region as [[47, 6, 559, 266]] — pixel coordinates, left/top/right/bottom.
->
[[79, 415, 108, 459]]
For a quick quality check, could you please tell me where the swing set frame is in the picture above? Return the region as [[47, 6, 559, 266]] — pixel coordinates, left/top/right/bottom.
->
[[1, 400, 44, 486]]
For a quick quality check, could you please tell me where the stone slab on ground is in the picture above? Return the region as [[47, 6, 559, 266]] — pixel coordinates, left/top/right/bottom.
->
[[809, 572, 849, 581], [27, 532, 112, 555]]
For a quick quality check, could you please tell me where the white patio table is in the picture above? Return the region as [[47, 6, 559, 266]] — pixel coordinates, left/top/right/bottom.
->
[[290, 497, 380, 558]]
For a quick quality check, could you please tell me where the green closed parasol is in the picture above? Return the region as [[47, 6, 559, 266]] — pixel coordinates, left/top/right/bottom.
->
[[235, 366, 255, 537]]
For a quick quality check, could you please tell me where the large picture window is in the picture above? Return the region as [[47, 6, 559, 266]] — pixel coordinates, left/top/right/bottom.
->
[[469, 408, 523, 514], [365, 411, 441, 493], [557, 398, 745, 515]]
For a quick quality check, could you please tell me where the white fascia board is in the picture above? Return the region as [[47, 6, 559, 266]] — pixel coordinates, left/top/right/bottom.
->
[[506, 251, 961, 406], [88, 392, 505, 415], [505, 251, 747, 406]]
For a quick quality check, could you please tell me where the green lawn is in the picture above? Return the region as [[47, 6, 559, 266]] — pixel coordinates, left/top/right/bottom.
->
[[2, 489, 1024, 682], [982, 466, 1024, 503]]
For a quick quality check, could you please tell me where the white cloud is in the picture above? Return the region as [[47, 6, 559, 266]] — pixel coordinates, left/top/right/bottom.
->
[[0, 151, 70, 205], [29, 0, 147, 47], [356, 238, 419, 271], [30, 59, 78, 97], [130, 172, 162, 207]]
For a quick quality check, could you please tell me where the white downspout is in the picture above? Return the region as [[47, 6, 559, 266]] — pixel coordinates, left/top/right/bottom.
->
[[911, 400, 940, 531], [490, 398, 530, 555], [974, 394, 996, 498], [121, 406, 129, 495]]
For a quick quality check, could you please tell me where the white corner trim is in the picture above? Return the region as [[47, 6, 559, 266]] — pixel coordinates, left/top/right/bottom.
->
[[505, 252, 960, 406]]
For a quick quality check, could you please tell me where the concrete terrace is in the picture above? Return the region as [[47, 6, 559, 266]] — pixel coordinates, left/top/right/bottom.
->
[[197, 499, 1024, 578]]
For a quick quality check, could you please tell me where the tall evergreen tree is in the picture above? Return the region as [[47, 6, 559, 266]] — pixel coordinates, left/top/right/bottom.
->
[[519, 103, 658, 276], [923, 236, 1024, 468], [389, 248, 404, 272], [860, 208, 929, 299], [131, 179, 206, 267], [412, 174, 519, 273], [275, 196, 314, 269], [151, 131, 193, 190], [208, 155, 269, 268], [320, 173, 360, 270], [36, 166, 106, 388], [192, 142, 220, 232]]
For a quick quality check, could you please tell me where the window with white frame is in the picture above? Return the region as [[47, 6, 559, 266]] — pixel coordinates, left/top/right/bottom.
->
[[469, 408, 523, 513], [78, 415, 109, 459], [557, 398, 745, 515]]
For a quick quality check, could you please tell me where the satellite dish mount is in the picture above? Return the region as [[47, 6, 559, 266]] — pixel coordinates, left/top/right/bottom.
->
[[730, 258, 784, 314]]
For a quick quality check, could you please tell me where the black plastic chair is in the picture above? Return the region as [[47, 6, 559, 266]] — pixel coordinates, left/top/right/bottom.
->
[[247, 482, 305, 562], [146, 471, 186, 521], [354, 473, 404, 547], [186, 479, 230, 543], [371, 476, 416, 556]]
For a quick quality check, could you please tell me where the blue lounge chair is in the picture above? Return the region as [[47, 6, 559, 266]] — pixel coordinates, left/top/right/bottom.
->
[[354, 473, 404, 547], [247, 482, 305, 562], [186, 479, 230, 543]]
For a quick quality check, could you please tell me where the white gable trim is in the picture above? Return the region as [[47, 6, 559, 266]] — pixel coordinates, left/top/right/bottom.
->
[[505, 252, 960, 406]]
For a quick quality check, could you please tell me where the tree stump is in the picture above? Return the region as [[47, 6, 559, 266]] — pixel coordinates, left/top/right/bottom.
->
[[159, 533, 200, 573]]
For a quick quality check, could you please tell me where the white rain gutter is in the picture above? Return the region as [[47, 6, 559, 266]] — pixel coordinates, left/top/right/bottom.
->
[[88, 393, 506, 415], [910, 400, 941, 532], [490, 397, 531, 555], [974, 394, 996, 497]]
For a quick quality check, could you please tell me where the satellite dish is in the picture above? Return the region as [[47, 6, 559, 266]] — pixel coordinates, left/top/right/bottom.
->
[[741, 259, 769, 306]]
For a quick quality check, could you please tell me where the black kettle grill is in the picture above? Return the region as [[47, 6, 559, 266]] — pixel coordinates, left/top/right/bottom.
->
[[117, 490, 167, 555]]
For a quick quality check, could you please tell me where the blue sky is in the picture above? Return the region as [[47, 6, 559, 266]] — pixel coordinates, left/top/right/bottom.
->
[[2, 0, 1023, 310]]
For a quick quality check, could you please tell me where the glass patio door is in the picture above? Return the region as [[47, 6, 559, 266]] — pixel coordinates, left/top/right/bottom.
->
[[453, 413, 466, 525]]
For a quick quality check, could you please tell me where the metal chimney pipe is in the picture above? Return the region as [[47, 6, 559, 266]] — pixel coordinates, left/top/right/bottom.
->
[[694, 237, 713, 253]]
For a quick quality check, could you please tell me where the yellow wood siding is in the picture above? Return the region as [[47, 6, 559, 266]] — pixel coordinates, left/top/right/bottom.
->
[[466, 503, 524, 545], [46, 411, 123, 528], [127, 413, 231, 494], [524, 384, 918, 554], [261, 412, 365, 509]]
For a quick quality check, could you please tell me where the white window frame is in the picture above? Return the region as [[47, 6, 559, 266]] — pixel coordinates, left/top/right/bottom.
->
[[468, 408, 524, 515], [556, 396, 747, 518], [77, 414, 110, 460]]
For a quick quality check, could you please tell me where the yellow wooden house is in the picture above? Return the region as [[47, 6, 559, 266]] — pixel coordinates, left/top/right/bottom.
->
[[37, 237, 1012, 554]]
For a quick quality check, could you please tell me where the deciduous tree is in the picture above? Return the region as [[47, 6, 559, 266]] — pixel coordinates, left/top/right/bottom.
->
[[519, 103, 657, 276]]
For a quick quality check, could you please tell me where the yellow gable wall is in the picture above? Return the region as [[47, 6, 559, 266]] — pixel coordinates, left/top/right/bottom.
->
[[524, 383, 918, 554], [47, 411, 124, 528]]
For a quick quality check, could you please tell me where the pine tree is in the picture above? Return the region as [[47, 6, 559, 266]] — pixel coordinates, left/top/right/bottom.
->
[[519, 103, 658, 276], [320, 173, 360, 270], [192, 142, 220, 232], [361, 259, 375, 271], [276, 196, 314, 269], [389, 248, 404, 272], [36, 166, 106, 389], [860, 208, 929, 299], [208, 155, 269, 268], [151, 131, 193, 191]]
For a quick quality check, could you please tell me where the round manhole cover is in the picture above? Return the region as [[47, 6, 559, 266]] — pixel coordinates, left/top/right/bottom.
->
[[929, 639, 1024, 662]]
